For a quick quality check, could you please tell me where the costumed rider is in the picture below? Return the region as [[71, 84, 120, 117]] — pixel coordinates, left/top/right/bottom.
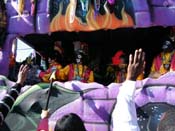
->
[[56, 42, 94, 83], [106, 50, 144, 84], [38, 41, 64, 83], [149, 38, 175, 78]]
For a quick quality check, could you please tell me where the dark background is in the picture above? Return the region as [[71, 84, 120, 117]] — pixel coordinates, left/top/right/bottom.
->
[[22, 26, 173, 83]]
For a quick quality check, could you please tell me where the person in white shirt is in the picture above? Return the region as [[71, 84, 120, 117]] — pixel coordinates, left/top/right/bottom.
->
[[112, 48, 175, 131], [112, 48, 145, 131]]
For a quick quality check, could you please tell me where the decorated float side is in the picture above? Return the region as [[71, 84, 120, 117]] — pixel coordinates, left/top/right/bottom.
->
[[0, 72, 175, 131], [0, 0, 175, 131]]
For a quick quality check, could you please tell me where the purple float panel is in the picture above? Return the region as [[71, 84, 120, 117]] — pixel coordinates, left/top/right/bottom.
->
[[131, 0, 149, 12], [135, 89, 150, 107], [35, 0, 50, 34], [6, 0, 32, 17], [134, 12, 152, 27], [134, 80, 150, 107], [142, 72, 175, 85], [36, 13, 50, 33], [149, 0, 175, 6], [0, 51, 10, 76], [54, 81, 105, 91], [50, 98, 84, 120], [6, 1, 18, 17], [107, 83, 120, 99], [130, 0, 151, 28], [144, 87, 167, 102], [8, 15, 35, 35], [135, 86, 175, 107], [84, 88, 108, 99], [37, 0, 49, 13], [1, 72, 175, 130], [0, 34, 17, 76], [85, 123, 109, 131], [83, 100, 115, 123], [152, 7, 175, 26], [2, 34, 16, 52], [49, 98, 84, 130], [166, 87, 175, 105], [50, 81, 116, 131], [135, 72, 175, 107], [84, 100, 113, 122]]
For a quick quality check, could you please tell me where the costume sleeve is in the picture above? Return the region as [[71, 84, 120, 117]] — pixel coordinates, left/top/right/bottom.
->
[[39, 64, 62, 83], [137, 73, 144, 80], [170, 52, 175, 70], [56, 65, 70, 81], [87, 71, 94, 83], [150, 60, 156, 74], [112, 80, 140, 131], [39, 71, 51, 83], [150, 55, 161, 74], [0, 83, 22, 124]]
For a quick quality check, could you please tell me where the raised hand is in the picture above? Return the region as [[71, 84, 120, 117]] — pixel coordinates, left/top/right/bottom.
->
[[16, 64, 29, 85], [126, 49, 145, 81]]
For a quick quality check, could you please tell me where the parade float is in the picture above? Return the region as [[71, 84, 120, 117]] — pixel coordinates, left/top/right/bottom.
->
[[0, 0, 175, 131]]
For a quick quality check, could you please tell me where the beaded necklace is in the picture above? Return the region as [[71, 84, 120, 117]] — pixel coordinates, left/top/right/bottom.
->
[[74, 64, 85, 81]]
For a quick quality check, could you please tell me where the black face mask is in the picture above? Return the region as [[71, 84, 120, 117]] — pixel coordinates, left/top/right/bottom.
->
[[76, 54, 83, 64], [75, 50, 88, 65]]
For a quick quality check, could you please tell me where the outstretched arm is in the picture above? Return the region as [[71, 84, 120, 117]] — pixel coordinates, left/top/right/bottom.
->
[[112, 49, 145, 131], [0, 64, 29, 124]]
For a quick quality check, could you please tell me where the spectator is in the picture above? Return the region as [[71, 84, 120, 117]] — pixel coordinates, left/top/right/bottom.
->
[[54, 113, 86, 131], [37, 111, 86, 131], [112, 48, 145, 131], [0, 64, 29, 124], [157, 109, 175, 131]]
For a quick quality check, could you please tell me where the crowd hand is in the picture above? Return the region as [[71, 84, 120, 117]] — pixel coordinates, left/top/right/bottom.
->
[[16, 64, 29, 85], [126, 49, 145, 81]]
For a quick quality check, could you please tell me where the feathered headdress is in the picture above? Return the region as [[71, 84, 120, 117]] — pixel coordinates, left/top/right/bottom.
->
[[112, 50, 125, 65]]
